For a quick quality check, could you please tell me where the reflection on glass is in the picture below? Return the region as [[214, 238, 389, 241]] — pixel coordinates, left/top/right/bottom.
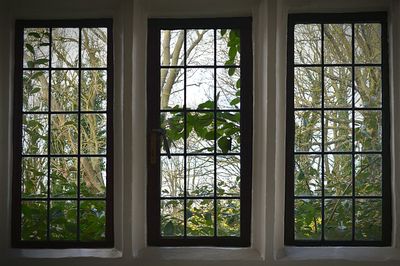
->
[[217, 112, 240, 153], [81, 114, 107, 154], [294, 24, 321, 64], [295, 111, 321, 152], [161, 112, 184, 153], [160, 68, 184, 109], [161, 199, 184, 236], [23, 28, 50, 68], [324, 67, 352, 108], [21, 201, 47, 240], [324, 111, 352, 152], [355, 199, 382, 240], [355, 67, 382, 108], [80, 200, 106, 241], [22, 157, 48, 198], [355, 154, 382, 196], [50, 157, 77, 198], [216, 156, 240, 197], [186, 112, 214, 153], [217, 29, 240, 66], [324, 154, 352, 196], [186, 199, 214, 236], [324, 24, 352, 64], [355, 111, 382, 152], [355, 24, 381, 64], [186, 29, 214, 66], [217, 199, 240, 236], [80, 157, 106, 198], [51, 114, 78, 154], [294, 67, 321, 108], [82, 28, 107, 68], [294, 199, 321, 240], [186, 156, 214, 197], [50, 200, 77, 240], [160, 30, 184, 66], [51, 70, 79, 111], [294, 155, 321, 196], [186, 68, 214, 110], [52, 28, 79, 68], [23, 70, 49, 112], [81, 70, 107, 111], [161, 156, 184, 197], [216, 68, 240, 109], [324, 199, 352, 240], [23, 114, 48, 155]]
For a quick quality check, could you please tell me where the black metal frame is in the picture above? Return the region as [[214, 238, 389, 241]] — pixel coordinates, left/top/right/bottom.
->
[[12, 19, 114, 248], [147, 18, 253, 246], [285, 12, 391, 246]]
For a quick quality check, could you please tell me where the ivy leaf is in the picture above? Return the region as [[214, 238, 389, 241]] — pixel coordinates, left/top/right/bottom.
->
[[25, 43, 35, 54], [229, 97, 240, 106], [218, 136, 231, 153], [31, 87, 41, 94], [34, 58, 49, 65], [28, 32, 41, 39], [228, 68, 235, 76]]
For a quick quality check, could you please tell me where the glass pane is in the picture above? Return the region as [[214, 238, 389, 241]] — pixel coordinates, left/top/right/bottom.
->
[[324, 67, 352, 108], [161, 199, 184, 236], [21, 201, 47, 240], [186, 199, 214, 236], [50, 200, 77, 240], [294, 199, 322, 240], [51, 114, 78, 154], [160, 68, 184, 110], [216, 155, 240, 197], [186, 156, 214, 197], [217, 199, 240, 237], [82, 28, 108, 68], [186, 112, 214, 153], [355, 154, 382, 196], [186, 29, 214, 66], [324, 199, 352, 240], [80, 157, 106, 198], [186, 68, 214, 110], [217, 29, 240, 66], [355, 111, 382, 152], [23, 28, 50, 68], [23, 114, 48, 155], [52, 28, 79, 68], [355, 199, 382, 240], [160, 30, 184, 66], [217, 112, 240, 153], [294, 24, 321, 64], [294, 111, 321, 152], [80, 200, 106, 241], [355, 23, 381, 64], [161, 156, 184, 197], [355, 67, 382, 108], [216, 68, 240, 110], [81, 114, 107, 154], [50, 157, 77, 198], [324, 154, 352, 196], [324, 111, 352, 152], [294, 155, 321, 196], [22, 157, 48, 198], [294, 67, 321, 108], [81, 70, 107, 111], [23, 70, 49, 112], [51, 70, 79, 111], [161, 112, 184, 153], [324, 24, 352, 64]]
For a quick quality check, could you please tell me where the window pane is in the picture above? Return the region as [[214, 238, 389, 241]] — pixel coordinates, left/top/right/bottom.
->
[[50, 157, 77, 198], [324, 199, 352, 240], [186, 156, 214, 197], [161, 112, 184, 153], [294, 199, 322, 240], [186, 199, 214, 236], [324, 67, 352, 108], [81, 28, 108, 68], [217, 29, 240, 66], [355, 111, 382, 152], [160, 68, 184, 110], [216, 68, 240, 110], [161, 199, 184, 236], [217, 112, 240, 153], [294, 67, 321, 108], [217, 199, 240, 236], [23, 28, 50, 68], [355, 199, 382, 240], [355, 67, 382, 108], [186, 68, 214, 110], [80, 157, 106, 198], [160, 30, 184, 67], [161, 156, 184, 197], [217, 155, 240, 197], [355, 154, 382, 196], [186, 29, 214, 66], [23, 70, 49, 112], [355, 24, 381, 64], [80, 200, 106, 241], [51, 70, 79, 111], [81, 70, 107, 111], [324, 154, 352, 196], [294, 111, 321, 152], [324, 24, 352, 64], [23, 114, 48, 155], [294, 24, 321, 64], [50, 200, 77, 240], [81, 114, 107, 155], [324, 111, 352, 152], [21, 201, 47, 240], [52, 28, 79, 68], [22, 157, 48, 198], [186, 112, 214, 153], [50, 114, 78, 154], [294, 155, 321, 196]]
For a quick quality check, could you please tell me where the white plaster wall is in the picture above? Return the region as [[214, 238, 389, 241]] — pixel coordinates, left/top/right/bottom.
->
[[0, 0, 400, 265]]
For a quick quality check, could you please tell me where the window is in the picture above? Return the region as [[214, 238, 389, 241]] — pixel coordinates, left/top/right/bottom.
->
[[285, 12, 391, 246], [12, 19, 113, 248], [147, 18, 252, 246]]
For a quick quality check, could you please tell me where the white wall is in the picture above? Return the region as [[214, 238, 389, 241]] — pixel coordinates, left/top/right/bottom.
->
[[1, 0, 400, 265]]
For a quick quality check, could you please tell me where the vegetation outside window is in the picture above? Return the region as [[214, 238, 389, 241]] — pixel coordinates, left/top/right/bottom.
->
[[285, 12, 391, 246], [147, 18, 253, 246], [12, 19, 113, 248]]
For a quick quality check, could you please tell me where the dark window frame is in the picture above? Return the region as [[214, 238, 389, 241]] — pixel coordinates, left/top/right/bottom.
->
[[12, 19, 114, 248], [147, 17, 253, 247], [285, 12, 391, 246]]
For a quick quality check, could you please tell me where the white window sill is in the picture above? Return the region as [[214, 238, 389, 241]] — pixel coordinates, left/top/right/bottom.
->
[[8, 248, 122, 258], [138, 247, 262, 261], [279, 247, 400, 262]]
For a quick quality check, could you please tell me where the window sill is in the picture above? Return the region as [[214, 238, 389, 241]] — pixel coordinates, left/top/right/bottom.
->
[[138, 247, 262, 261], [8, 248, 122, 258], [279, 247, 400, 262]]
